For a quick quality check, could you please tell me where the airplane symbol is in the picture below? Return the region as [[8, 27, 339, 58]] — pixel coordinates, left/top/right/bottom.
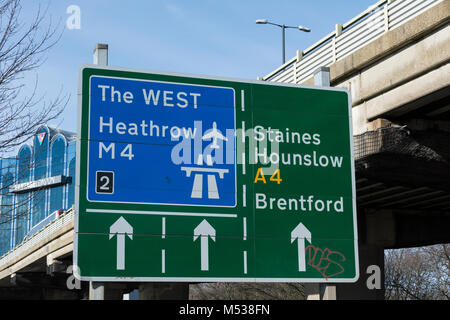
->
[[180, 121, 230, 200], [202, 122, 227, 149]]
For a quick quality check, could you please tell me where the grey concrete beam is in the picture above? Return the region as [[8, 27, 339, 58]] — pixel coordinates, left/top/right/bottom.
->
[[365, 63, 450, 120], [331, 0, 450, 84], [351, 63, 450, 134], [339, 25, 450, 108]]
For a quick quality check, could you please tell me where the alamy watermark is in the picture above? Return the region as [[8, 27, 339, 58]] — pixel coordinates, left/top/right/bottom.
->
[[66, 264, 81, 290], [66, 5, 81, 30], [168, 121, 280, 173], [366, 264, 381, 290]]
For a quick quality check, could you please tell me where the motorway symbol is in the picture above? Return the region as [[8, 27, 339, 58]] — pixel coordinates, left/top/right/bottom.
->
[[180, 122, 230, 200]]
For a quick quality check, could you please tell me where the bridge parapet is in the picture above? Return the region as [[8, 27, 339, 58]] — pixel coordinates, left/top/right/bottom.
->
[[262, 0, 445, 85]]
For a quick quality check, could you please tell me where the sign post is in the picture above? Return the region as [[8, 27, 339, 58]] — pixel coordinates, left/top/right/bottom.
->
[[75, 65, 358, 283]]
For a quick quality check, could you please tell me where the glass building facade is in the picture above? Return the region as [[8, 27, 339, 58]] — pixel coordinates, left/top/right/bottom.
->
[[0, 125, 76, 256]]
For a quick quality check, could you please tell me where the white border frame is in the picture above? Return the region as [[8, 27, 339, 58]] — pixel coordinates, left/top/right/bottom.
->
[[74, 64, 359, 283], [86, 74, 238, 208]]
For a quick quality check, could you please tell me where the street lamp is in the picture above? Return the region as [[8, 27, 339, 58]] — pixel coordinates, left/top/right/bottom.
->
[[256, 19, 311, 64]]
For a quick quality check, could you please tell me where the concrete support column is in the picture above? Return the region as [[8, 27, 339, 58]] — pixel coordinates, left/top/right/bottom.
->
[[93, 43, 108, 66], [310, 65, 336, 300], [305, 283, 337, 300], [88, 43, 109, 301], [89, 282, 126, 300], [104, 283, 126, 300], [138, 283, 189, 300], [89, 282, 104, 300], [314, 66, 331, 87], [304, 284, 320, 300], [320, 283, 337, 300]]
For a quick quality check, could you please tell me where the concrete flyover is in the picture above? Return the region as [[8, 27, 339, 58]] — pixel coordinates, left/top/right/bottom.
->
[[264, 0, 450, 299], [326, 0, 450, 134], [326, 0, 450, 252]]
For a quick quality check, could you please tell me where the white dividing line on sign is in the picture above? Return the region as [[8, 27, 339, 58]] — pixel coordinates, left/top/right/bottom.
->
[[241, 90, 245, 112], [86, 208, 237, 218], [162, 249, 166, 273], [241, 120, 247, 175], [162, 217, 166, 239], [243, 217, 247, 241], [243, 251, 248, 274]]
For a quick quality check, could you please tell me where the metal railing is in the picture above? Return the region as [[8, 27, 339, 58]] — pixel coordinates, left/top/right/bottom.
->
[[0, 209, 73, 269], [262, 0, 444, 83]]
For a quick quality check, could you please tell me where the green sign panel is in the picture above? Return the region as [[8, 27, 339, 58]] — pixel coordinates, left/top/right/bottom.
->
[[74, 65, 359, 283]]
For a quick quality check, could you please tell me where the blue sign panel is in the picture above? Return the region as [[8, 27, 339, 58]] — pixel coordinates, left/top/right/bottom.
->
[[87, 76, 236, 207]]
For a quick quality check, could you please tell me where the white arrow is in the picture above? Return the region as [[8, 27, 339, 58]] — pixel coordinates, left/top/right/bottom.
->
[[291, 223, 311, 272], [109, 216, 133, 270], [193, 219, 216, 271]]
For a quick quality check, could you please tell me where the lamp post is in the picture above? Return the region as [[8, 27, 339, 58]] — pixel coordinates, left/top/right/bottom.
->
[[256, 19, 311, 64]]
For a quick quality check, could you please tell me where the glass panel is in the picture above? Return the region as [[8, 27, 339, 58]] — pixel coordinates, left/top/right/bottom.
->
[[32, 189, 46, 227], [67, 142, 76, 209], [15, 193, 29, 246], [18, 146, 31, 183], [16, 146, 31, 245], [32, 127, 49, 225], [0, 171, 14, 256], [34, 127, 48, 180]]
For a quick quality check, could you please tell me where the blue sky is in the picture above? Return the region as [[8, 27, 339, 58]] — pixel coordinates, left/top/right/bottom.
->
[[22, 0, 376, 133]]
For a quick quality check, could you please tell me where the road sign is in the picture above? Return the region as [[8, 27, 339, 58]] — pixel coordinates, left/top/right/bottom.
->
[[75, 65, 359, 283]]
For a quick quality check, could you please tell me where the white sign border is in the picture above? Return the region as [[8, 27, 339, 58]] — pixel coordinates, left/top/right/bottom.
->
[[74, 64, 359, 284]]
